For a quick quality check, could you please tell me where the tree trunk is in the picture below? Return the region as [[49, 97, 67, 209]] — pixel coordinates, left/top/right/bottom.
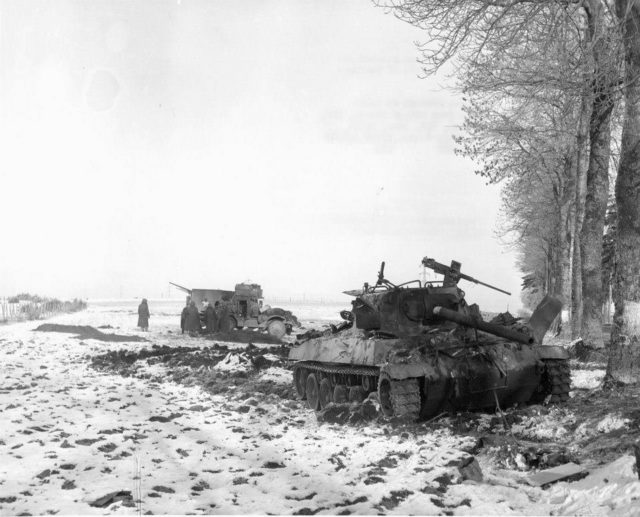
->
[[558, 154, 576, 336], [579, 1, 614, 349], [571, 96, 590, 339], [607, 0, 640, 384], [579, 98, 612, 349]]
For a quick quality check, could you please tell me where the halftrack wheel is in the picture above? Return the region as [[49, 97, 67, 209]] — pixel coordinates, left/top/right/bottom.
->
[[267, 319, 286, 340], [377, 372, 421, 421], [530, 359, 571, 404]]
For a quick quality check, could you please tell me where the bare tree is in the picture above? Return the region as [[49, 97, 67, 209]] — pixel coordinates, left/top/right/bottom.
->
[[606, 0, 640, 384], [382, 0, 620, 345], [580, 0, 619, 350]]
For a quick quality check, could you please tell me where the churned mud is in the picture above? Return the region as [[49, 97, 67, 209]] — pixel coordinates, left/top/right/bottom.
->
[[89, 342, 295, 399], [34, 323, 148, 342], [203, 329, 285, 345]]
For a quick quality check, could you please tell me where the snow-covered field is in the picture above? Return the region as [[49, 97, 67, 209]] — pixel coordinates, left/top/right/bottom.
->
[[1, 301, 639, 515]]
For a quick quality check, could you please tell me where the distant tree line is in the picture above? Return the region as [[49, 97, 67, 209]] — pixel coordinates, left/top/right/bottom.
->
[[381, 0, 640, 384]]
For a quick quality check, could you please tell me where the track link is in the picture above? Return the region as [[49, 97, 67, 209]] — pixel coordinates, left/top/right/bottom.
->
[[378, 372, 421, 421], [531, 358, 571, 404], [545, 359, 571, 403], [292, 362, 380, 378]]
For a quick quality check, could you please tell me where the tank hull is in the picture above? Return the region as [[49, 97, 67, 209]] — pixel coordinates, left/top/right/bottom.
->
[[289, 327, 569, 419]]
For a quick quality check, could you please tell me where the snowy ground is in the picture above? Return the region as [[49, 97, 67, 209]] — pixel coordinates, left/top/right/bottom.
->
[[1, 301, 639, 515]]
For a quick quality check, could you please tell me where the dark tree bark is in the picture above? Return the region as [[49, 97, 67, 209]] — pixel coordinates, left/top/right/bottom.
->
[[607, 0, 640, 384], [579, 1, 615, 350], [571, 97, 590, 338], [579, 102, 611, 348]]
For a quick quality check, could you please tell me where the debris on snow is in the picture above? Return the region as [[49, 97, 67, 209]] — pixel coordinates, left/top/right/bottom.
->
[[88, 490, 134, 508], [458, 456, 483, 482], [528, 462, 588, 487], [214, 351, 250, 371]]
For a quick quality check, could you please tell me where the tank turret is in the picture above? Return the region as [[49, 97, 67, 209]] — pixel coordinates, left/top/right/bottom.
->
[[289, 256, 570, 422], [349, 258, 553, 344]]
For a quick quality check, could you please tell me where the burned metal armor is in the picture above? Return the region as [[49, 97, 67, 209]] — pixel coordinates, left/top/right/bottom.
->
[[289, 257, 569, 421]]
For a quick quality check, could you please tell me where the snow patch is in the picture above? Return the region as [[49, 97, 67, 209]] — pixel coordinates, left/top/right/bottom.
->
[[596, 414, 630, 433], [214, 352, 250, 371], [258, 366, 292, 385], [572, 369, 605, 390], [511, 412, 572, 440]]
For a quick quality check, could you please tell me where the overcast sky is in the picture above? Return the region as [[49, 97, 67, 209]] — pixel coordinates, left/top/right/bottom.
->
[[0, 0, 522, 312]]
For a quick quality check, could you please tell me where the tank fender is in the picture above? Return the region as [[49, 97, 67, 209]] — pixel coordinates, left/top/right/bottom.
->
[[381, 362, 441, 381], [289, 334, 393, 365], [534, 345, 570, 360]]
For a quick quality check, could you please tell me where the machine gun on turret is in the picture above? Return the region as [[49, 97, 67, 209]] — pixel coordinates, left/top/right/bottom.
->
[[421, 257, 511, 296]]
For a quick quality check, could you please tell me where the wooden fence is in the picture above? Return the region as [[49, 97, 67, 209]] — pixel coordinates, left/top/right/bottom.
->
[[0, 299, 79, 323]]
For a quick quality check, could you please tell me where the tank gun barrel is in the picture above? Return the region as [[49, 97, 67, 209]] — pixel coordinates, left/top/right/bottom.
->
[[432, 306, 533, 345], [422, 257, 511, 296]]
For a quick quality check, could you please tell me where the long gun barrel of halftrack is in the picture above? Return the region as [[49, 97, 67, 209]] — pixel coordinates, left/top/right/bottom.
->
[[422, 257, 511, 296], [169, 282, 192, 295], [432, 306, 533, 345]]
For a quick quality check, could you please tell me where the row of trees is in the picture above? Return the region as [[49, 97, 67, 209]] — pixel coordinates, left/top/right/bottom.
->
[[382, 0, 640, 383]]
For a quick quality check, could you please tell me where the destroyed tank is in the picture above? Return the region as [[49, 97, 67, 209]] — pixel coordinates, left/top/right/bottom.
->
[[289, 257, 570, 421]]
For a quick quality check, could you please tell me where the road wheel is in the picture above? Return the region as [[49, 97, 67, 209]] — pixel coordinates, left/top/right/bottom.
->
[[294, 367, 308, 400], [378, 375, 394, 417], [333, 384, 348, 403], [267, 319, 286, 340], [348, 386, 366, 403], [306, 373, 320, 410], [319, 378, 333, 409]]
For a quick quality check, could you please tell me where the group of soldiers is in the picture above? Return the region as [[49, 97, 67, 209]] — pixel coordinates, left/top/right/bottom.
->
[[180, 297, 231, 336]]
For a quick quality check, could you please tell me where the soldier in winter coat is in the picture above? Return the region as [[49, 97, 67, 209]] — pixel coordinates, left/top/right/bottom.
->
[[137, 299, 150, 331], [184, 300, 201, 335], [218, 302, 232, 332], [205, 302, 218, 334], [180, 298, 190, 334]]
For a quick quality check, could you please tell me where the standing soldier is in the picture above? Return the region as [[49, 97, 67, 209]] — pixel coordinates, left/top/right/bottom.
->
[[180, 296, 190, 334], [138, 298, 150, 331], [184, 300, 201, 336], [218, 301, 232, 332], [205, 301, 218, 334]]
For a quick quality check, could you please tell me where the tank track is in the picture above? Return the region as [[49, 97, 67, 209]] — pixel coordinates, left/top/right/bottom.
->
[[378, 372, 421, 421], [531, 358, 571, 404], [546, 359, 571, 403], [293, 362, 380, 378], [293, 363, 422, 421]]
